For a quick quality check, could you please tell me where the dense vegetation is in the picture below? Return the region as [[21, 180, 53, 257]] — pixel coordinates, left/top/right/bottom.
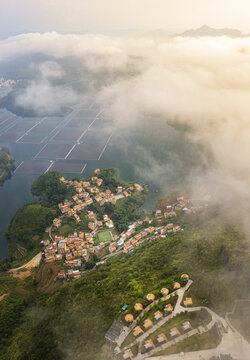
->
[[5, 203, 54, 258], [1, 169, 249, 359], [31, 171, 68, 205], [0, 209, 249, 360], [89, 190, 147, 232], [97, 168, 120, 192], [0, 146, 14, 185], [112, 191, 147, 232]]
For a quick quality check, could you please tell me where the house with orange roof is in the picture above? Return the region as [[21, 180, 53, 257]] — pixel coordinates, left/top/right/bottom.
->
[[79, 232, 84, 239], [96, 178, 103, 186], [144, 339, 154, 350], [133, 326, 143, 337], [146, 293, 155, 302], [154, 310, 163, 320], [182, 321, 192, 331], [161, 288, 169, 296], [164, 304, 173, 313], [183, 297, 193, 307], [143, 319, 153, 329], [170, 327, 180, 337], [123, 349, 133, 359], [157, 333, 167, 343], [164, 211, 177, 219], [174, 282, 181, 289], [173, 225, 181, 233], [134, 303, 143, 311]]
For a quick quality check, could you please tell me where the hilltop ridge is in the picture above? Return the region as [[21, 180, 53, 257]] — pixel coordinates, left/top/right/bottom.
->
[[179, 24, 244, 38]]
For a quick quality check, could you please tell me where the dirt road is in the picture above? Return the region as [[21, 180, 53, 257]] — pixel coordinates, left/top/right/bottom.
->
[[9, 252, 42, 273]]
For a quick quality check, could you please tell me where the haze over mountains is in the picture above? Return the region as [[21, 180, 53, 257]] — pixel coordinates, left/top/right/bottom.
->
[[180, 24, 244, 38], [0, 25, 249, 41]]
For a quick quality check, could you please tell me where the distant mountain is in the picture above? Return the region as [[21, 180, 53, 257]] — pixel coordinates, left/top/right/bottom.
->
[[179, 25, 244, 38]]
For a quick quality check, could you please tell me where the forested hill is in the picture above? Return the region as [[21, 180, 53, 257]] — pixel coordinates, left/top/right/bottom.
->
[[0, 146, 14, 185], [0, 208, 249, 360]]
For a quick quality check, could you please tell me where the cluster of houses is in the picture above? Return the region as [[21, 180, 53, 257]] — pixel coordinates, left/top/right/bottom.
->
[[118, 216, 183, 254], [43, 228, 114, 279], [155, 195, 205, 221], [123, 319, 192, 358], [42, 171, 187, 282], [43, 231, 91, 264], [43, 214, 183, 280], [57, 172, 144, 224], [0, 77, 16, 88], [123, 226, 155, 253], [41, 170, 148, 278], [120, 276, 192, 358], [43, 219, 183, 280]]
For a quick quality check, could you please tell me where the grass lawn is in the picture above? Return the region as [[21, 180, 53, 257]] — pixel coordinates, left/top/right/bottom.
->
[[152, 324, 221, 356], [121, 329, 141, 349], [57, 224, 74, 235], [118, 344, 139, 360], [97, 230, 112, 243], [145, 312, 192, 345], [144, 310, 211, 345]]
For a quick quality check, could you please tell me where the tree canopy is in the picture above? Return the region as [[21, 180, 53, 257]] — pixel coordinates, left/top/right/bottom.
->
[[0, 146, 14, 185], [6, 203, 54, 257], [31, 171, 68, 205]]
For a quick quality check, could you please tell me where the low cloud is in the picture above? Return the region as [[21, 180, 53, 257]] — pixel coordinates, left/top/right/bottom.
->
[[15, 61, 79, 114], [2, 32, 250, 228]]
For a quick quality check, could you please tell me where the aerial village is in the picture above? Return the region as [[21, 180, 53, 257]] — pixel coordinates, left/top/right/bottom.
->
[[41, 169, 205, 281]]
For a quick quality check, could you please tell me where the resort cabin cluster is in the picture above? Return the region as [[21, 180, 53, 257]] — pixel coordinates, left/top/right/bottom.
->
[[122, 318, 192, 358], [118, 275, 191, 358]]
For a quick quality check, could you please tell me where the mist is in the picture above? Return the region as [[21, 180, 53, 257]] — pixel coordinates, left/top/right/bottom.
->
[[15, 61, 79, 114], [2, 33, 250, 230]]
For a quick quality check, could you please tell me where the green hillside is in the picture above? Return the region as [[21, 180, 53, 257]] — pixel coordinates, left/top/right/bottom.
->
[[0, 210, 249, 360]]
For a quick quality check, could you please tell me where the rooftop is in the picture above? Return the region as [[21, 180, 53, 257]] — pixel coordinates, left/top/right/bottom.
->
[[105, 321, 125, 343], [134, 303, 143, 311]]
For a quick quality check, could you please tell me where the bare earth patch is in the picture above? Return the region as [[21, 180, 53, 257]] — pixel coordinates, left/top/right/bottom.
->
[[36, 263, 65, 293], [13, 270, 32, 280], [9, 252, 42, 273], [0, 293, 9, 301], [101, 344, 117, 360]]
